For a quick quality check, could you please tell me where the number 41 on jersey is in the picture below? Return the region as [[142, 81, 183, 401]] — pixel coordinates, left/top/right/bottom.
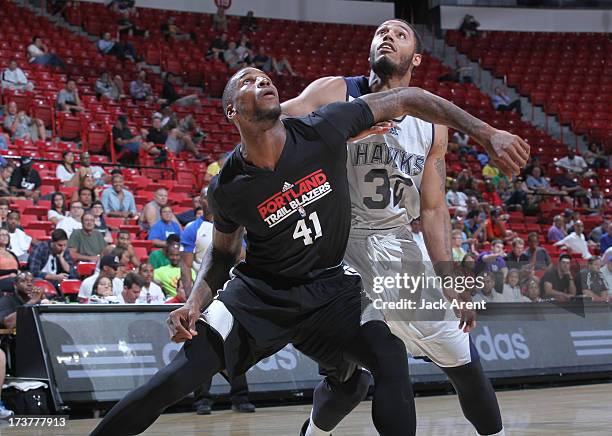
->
[[293, 211, 322, 245]]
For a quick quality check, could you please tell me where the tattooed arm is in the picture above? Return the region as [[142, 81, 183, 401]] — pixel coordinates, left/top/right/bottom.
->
[[360, 87, 530, 176], [420, 125, 476, 332], [167, 226, 244, 343]]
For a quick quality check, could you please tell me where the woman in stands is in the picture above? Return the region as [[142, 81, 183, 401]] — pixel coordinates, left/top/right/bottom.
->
[[0, 228, 20, 292], [88, 276, 117, 304], [47, 192, 67, 224], [71, 174, 102, 204], [91, 201, 113, 244], [0, 166, 14, 197], [56, 150, 78, 187]]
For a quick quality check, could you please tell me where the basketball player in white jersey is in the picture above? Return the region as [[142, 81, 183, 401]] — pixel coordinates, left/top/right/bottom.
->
[[282, 19, 528, 436]]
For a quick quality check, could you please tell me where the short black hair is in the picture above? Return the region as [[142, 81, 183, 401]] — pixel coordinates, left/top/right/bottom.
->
[[559, 253, 572, 262], [51, 229, 68, 242], [166, 233, 180, 244], [378, 19, 423, 54], [124, 272, 145, 289], [118, 229, 130, 237]]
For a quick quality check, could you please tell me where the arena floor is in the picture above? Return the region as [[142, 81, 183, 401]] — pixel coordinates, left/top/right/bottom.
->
[[2, 383, 609, 435]]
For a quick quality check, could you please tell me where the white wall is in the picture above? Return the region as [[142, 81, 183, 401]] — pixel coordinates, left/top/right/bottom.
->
[[84, 0, 394, 26], [441, 5, 612, 32]]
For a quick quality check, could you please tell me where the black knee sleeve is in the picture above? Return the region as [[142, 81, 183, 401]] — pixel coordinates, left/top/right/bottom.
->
[[312, 368, 372, 431], [443, 361, 503, 435]]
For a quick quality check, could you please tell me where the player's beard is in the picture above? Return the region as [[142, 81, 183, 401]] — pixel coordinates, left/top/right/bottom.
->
[[370, 51, 413, 83], [251, 103, 282, 124]]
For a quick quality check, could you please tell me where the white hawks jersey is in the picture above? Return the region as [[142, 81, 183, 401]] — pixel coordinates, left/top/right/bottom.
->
[[344, 76, 434, 230]]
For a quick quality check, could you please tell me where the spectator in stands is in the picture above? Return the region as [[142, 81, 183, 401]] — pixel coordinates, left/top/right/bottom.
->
[[153, 243, 193, 301], [584, 141, 609, 169], [446, 180, 468, 211], [112, 115, 161, 159], [88, 276, 117, 304], [240, 10, 259, 33], [500, 269, 527, 302], [0, 272, 50, 330], [0, 166, 13, 197], [505, 237, 529, 270], [555, 150, 590, 176], [3, 101, 46, 142], [204, 153, 229, 184], [6, 211, 33, 261], [224, 41, 245, 70], [505, 178, 530, 211], [95, 71, 125, 101], [481, 181, 503, 208], [540, 254, 576, 302], [76, 187, 94, 211], [588, 219, 610, 244], [552, 167, 587, 197], [491, 87, 522, 116], [47, 192, 67, 224], [464, 210, 486, 244], [149, 234, 180, 269], [27, 36, 66, 69], [161, 16, 195, 42], [476, 239, 508, 279], [56, 79, 84, 113], [145, 114, 204, 161], [451, 229, 466, 262], [68, 213, 107, 263], [101, 173, 137, 218], [213, 6, 228, 32], [252, 46, 272, 72], [600, 253, 612, 293], [91, 201, 112, 243], [208, 33, 229, 61], [459, 14, 480, 38], [117, 272, 144, 304], [116, 230, 140, 268], [236, 34, 253, 64], [28, 229, 77, 289], [272, 55, 297, 77], [547, 215, 566, 243], [554, 220, 593, 259], [1, 59, 34, 92], [576, 256, 608, 302], [0, 228, 20, 292], [130, 71, 155, 103], [526, 166, 562, 195], [148, 206, 182, 248], [55, 150, 78, 186], [109, 0, 136, 17], [176, 187, 206, 226], [472, 273, 503, 303], [599, 225, 612, 255], [525, 232, 551, 270], [78, 152, 108, 186], [484, 208, 513, 242], [180, 188, 212, 293], [9, 156, 42, 202], [160, 73, 200, 108], [482, 162, 499, 180], [585, 185, 604, 215], [522, 279, 543, 302], [56, 201, 84, 237], [78, 253, 123, 301], [136, 262, 165, 303], [117, 15, 149, 38], [139, 187, 170, 230], [97, 31, 140, 62]]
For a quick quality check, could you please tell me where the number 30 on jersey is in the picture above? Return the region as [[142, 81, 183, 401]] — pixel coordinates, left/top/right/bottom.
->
[[293, 211, 322, 245]]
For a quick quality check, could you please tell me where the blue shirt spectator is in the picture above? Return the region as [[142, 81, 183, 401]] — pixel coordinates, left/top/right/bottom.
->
[[601, 232, 612, 254], [148, 206, 181, 248], [101, 174, 137, 218]]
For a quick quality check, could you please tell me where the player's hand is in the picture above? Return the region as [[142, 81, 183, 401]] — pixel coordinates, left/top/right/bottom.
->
[[481, 129, 530, 177], [457, 307, 477, 333], [166, 303, 199, 343], [348, 121, 395, 142]]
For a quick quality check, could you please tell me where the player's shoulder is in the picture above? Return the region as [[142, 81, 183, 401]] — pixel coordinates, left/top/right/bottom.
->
[[343, 75, 370, 99]]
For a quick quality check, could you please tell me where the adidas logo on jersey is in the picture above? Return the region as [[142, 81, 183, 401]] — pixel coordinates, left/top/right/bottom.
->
[[282, 182, 294, 192]]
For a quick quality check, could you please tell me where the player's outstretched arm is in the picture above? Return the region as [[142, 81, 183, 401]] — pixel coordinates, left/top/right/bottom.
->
[[167, 226, 243, 343], [280, 76, 346, 117], [360, 87, 530, 176]]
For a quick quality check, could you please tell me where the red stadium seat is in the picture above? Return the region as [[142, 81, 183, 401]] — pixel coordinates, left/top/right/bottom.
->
[[60, 279, 82, 296], [76, 262, 97, 278], [33, 279, 57, 298]]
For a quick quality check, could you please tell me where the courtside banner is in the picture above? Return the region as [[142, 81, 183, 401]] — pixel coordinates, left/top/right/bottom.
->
[[16, 303, 612, 406]]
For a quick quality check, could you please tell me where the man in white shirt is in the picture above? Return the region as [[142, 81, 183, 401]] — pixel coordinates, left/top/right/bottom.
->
[[1, 60, 34, 91], [78, 254, 124, 301], [6, 211, 33, 261], [27, 35, 66, 69], [555, 151, 589, 175], [56, 201, 84, 237], [445, 181, 468, 210], [116, 272, 145, 304], [554, 220, 593, 259], [136, 263, 165, 304]]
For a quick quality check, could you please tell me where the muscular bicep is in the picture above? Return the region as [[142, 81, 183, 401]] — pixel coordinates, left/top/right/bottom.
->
[[420, 125, 449, 211], [281, 76, 346, 117]]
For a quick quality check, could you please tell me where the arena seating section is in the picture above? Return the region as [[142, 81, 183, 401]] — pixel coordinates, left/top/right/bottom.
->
[[445, 30, 612, 151], [0, 1, 609, 288]]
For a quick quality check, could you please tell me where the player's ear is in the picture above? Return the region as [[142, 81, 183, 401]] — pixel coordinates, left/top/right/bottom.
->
[[412, 53, 422, 68], [226, 103, 237, 121]]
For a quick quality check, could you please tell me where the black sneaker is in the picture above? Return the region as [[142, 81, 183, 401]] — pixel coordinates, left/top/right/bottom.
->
[[195, 401, 212, 415], [231, 400, 256, 413]]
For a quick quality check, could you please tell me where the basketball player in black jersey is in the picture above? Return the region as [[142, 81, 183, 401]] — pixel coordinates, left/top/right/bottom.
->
[[90, 67, 523, 436]]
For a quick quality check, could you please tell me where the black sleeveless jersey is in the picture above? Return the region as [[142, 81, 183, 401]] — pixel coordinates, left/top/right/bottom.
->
[[208, 99, 374, 286]]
